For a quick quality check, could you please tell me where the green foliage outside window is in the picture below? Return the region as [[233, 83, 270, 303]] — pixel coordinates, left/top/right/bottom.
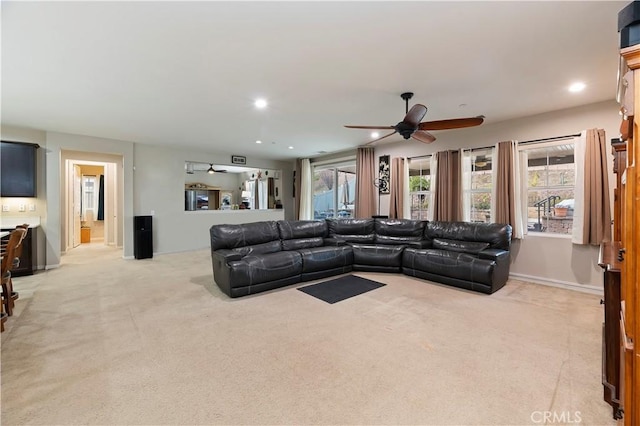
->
[[409, 176, 430, 192]]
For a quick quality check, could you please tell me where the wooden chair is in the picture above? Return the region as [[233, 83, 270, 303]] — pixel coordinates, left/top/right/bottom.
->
[[1, 227, 27, 317]]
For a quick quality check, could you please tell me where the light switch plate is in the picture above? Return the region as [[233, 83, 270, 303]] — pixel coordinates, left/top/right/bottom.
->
[[2, 205, 9, 212], [18, 204, 26, 212], [29, 204, 36, 211]]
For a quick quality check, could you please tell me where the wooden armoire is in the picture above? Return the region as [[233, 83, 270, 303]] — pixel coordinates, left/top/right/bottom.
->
[[602, 40, 640, 424]]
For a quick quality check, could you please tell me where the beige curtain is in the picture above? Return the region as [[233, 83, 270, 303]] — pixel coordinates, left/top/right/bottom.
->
[[493, 141, 525, 238], [573, 129, 612, 245], [355, 147, 376, 218], [267, 177, 275, 209], [494, 142, 515, 226], [433, 150, 462, 221], [294, 159, 302, 220], [389, 157, 405, 219]]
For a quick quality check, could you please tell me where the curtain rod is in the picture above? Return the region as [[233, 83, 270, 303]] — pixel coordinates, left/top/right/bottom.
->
[[518, 133, 581, 145], [467, 133, 581, 151], [407, 133, 581, 160], [408, 133, 581, 159]]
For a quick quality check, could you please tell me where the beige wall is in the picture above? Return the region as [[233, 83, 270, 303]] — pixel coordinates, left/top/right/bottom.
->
[[375, 99, 620, 290], [133, 143, 292, 254]]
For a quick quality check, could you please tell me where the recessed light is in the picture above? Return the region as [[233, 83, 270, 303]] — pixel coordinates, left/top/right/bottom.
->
[[371, 132, 379, 138], [254, 98, 268, 108], [256, 140, 262, 144], [568, 82, 586, 93], [288, 146, 294, 150]]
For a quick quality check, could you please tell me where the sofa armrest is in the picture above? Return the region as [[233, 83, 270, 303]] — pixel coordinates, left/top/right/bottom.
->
[[478, 248, 509, 261], [406, 240, 433, 249], [323, 237, 347, 246], [212, 249, 243, 263]]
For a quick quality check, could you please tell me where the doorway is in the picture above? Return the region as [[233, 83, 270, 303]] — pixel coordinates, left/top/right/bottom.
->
[[63, 157, 120, 253]]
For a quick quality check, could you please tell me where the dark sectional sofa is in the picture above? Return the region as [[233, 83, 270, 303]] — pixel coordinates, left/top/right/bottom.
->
[[210, 218, 512, 298]]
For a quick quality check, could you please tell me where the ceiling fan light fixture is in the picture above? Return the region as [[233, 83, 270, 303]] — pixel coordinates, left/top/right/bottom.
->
[[254, 98, 268, 109], [207, 164, 215, 174]]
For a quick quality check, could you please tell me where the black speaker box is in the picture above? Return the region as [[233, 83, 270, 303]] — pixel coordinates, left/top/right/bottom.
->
[[134, 215, 153, 259]]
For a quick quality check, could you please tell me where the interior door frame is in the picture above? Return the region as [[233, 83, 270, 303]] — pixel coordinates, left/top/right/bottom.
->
[[65, 159, 116, 252]]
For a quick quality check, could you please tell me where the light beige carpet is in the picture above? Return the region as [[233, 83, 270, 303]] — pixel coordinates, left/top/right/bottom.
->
[[1, 244, 615, 425]]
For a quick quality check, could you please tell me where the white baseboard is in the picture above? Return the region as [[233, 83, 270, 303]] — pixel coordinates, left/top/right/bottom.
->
[[44, 264, 60, 270], [509, 272, 603, 295], [123, 255, 134, 260]]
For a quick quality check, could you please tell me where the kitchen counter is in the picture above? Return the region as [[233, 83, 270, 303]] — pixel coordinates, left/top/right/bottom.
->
[[0, 216, 41, 229]]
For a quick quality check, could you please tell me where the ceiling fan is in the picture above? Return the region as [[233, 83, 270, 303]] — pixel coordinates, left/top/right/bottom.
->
[[186, 162, 227, 174], [205, 164, 227, 174], [345, 92, 485, 144]]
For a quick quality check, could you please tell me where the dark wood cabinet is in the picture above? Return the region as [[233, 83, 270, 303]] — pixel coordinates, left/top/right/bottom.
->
[[599, 241, 623, 419], [1, 227, 35, 276], [0, 141, 39, 197]]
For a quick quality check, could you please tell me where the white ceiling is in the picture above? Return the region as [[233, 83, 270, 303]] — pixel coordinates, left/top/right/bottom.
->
[[1, 1, 626, 161]]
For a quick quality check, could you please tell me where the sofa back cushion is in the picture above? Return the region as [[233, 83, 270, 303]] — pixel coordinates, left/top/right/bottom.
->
[[432, 238, 490, 254], [327, 218, 375, 244], [233, 241, 283, 257], [210, 221, 281, 252], [375, 219, 426, 245], [426, 221, 512, 250], [278, 220, 327, 251]]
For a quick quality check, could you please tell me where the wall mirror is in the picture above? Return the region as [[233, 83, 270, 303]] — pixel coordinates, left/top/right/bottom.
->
[[184, 161, 281, 211]]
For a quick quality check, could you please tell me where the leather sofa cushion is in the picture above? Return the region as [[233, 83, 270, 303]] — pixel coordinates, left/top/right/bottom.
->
[[297, 245, 353, 273], [432, 238, 490, 254], [375, 218, 426, 245], [210, 221, 280, 250], [426, 221, 512, 250], [233, 240, 282, 257], [403, 248, 494, 285], [351, 243, 405, 267], [282, 237, 324, 251], [327, 218, 375, 243], [277, 220, 328, 240], [277, 220, 328, 251], [227, 251, 302, 287]]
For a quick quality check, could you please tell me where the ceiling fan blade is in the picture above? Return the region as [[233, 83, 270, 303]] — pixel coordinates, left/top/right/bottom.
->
[[411, 130, 436, 144], [419, 116, 485, 131], [366, 131, 397, 145], [344, 125, 395, 130], [403, 104, 428, 127]]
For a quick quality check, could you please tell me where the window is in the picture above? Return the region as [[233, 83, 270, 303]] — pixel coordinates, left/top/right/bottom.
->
[[520, 141, 575, 234], [312, 162, 356, 219], [463, 149, 493, 223], [82, 175, 97, 220], [409, 157, 432, 220]]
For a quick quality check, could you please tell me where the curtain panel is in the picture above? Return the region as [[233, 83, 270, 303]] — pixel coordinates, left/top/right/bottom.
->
[[294, 159, 302, 220], [299, 158, 313, 220], [493, 141, 525, 238], [355, 147, 376, 218], [389, 157, 405, 219], [433, 150, 462, 221], [572, 129, 611, 245], [97, 174, 105, 221]]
